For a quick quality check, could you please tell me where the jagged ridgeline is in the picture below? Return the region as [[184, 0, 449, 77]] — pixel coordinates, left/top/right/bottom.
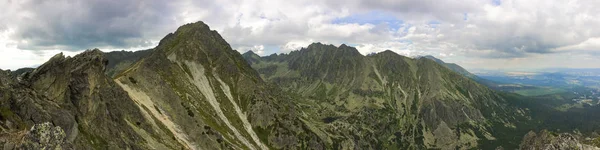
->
[[243, 43, 533, 149], [0, 22, 323, 149], [0, 21, 533, 150], [113, 22, 323, 149], [0, 50, 183, 149]]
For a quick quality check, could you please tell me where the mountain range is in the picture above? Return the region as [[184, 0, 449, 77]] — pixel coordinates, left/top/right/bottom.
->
[[0, 21, 597, 149]]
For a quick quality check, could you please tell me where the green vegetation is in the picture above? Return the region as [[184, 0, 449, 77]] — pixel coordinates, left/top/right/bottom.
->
[[513, 87, 566, 96], [243, 43, 535, 149], [104, 49, 152, 77], [2, 21, 599, 149]]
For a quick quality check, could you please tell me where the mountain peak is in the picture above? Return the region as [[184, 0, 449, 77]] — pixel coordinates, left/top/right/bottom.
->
[[306, 42, 333, 49], [74, 48, 104, 60], [243, 50, 258, 56], [421, 55, 445, 64], [128, 21, 261, 84], [380, 50, 396, 54], [156, 21, 223, 52], [50, 52, 65, 60], [28, 49, 108, 83], [302, 42, 361, 56], [242, 50, 262, 65], [338, 44, 361, 55], [153, 20, 234, 63], [175, 21, 212, 33], [371, 50, 405, 58]]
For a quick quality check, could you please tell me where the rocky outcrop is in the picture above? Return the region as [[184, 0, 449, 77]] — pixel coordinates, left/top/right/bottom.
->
[[104, 49, 153, 77], [520, 130, 600, 150], [0, 70, 13, 88], [0, 49, 183, 149], [7, 122, 69, 149]]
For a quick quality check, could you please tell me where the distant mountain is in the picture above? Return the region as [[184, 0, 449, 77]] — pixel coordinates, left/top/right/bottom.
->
[[420, 55, 509, 91], [419, 55, 476, 78], [9, 67, 35, 77], [104, 49, 153, 77], [418, 58, 594, 97], [241, 50, 261, 65], [244, 43, 532, 149]]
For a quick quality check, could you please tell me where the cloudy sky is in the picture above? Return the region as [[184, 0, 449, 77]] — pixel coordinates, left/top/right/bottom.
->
[[1, 0, 600, 71]]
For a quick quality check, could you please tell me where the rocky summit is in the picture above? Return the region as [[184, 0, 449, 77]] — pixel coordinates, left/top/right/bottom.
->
[[0, 21, 596, 150]]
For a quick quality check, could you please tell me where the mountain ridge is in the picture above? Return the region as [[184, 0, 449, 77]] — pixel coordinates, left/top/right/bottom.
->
[[0, 49, 184, 149], [114, 21, 325, 149], [244, 42, 532, 149], [0, 21, 594, 149]]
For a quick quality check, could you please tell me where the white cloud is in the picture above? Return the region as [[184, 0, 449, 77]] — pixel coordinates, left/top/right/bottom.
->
[[236, 45, 266, 55], [282, 40, 314, 53], [555, 37, 600, 52], [2, 0, 600, 70]]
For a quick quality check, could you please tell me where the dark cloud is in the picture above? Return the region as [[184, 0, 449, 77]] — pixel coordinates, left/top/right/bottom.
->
[[474, 36, 559, 58], [1, 0, 600, 68], [7, 0, 180, 51], [323, 0, 483, 23]]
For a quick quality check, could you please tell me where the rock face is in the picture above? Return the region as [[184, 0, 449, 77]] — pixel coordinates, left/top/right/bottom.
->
[[0, 49, 181, 149], [104, 49, 153, 77], [520, 130, 600, 150], [243, 44, 531, 149], [0, 21, 325, 150], [9, 122, 68, 150], [114, 21, 323, 149]]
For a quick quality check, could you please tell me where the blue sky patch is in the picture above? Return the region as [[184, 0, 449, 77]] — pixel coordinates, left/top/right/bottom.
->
[[332, 11, 404, 30], [492, 0, 501, 5], [428, 20, 441, 28]]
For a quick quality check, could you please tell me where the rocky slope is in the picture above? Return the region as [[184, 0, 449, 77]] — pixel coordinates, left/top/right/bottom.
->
[[421, 55, 477, 79], [114, 21, 323, 149], [104, 49, 153, 77], [0, 21, 328, 150], [520, 130, 600, 150], [0, 49, 182, 149], [244, 44, 532, 149]]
